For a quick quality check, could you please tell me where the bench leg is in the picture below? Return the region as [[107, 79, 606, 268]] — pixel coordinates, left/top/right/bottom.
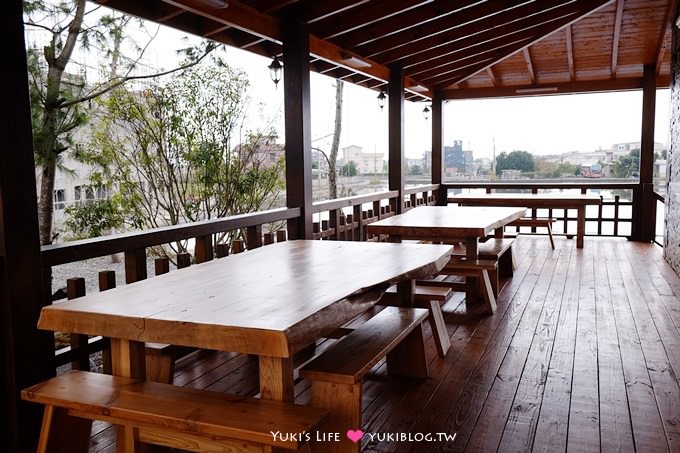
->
[[37, 405, 91, 453], [145, 353, 175, 384], [309, 382, 362, 453], [547, 223, 556, 249], [386, 324, 429, 378], [415, 300, 450, 357], [498, 248, 515, 279], [479, 270, 497, 315]]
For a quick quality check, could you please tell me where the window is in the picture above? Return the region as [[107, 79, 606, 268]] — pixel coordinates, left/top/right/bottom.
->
[[54, 189, 66, 210], [74, 186, 81, 202]]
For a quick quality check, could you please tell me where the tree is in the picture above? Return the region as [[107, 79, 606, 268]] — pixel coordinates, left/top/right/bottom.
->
[[612, 149, 640, 178], [327, 80, 343, 199], [342, 161, 358, 177], [24, 0, 216, 244], [68, 63, 283, 252], [495, 150, 535, 175]]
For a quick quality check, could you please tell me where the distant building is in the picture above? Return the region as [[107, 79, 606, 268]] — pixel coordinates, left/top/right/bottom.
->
[[444, 140, 472, 176], [342, 145, 384, 174]]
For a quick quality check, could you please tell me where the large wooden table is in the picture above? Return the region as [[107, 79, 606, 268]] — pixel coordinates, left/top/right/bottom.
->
[[38, 240, 453, 403], [366, 206, 526, 312], [449, 192, 601, 248]]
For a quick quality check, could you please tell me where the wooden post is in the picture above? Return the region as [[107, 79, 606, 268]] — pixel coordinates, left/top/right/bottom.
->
[[124, 248, 147, 283], [388, 63, 405, 214], [283, 8, 313, 240], [98, 271, 115, 375], [66, 278, 90, 371], [631, 64, 657, 242], [431, 90, 446, 205], [0, 2, 55, 449], [194, 235, 213, 263]]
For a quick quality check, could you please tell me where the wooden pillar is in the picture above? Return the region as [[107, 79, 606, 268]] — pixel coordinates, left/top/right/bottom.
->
[[632, 64, 657, 241], [388, 64, 405, 213], [0, 2, 54, 450], [282, 9, 313, 239], [431, 90, 446, 205]]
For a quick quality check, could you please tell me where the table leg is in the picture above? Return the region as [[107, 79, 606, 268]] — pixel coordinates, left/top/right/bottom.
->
[[577, 207, 585, 248], [259, 356, 294, 402], [465, 237, 480, 303], [110, 339, 148, 453]]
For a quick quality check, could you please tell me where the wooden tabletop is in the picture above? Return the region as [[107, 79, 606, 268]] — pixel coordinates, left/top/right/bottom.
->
[[366, 206, 527, 239], [38, 240, 453, 358], [449, 193, 601, 208]]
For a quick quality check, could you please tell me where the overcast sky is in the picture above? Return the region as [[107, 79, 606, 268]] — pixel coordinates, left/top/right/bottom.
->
[[94, 17, 674, 161]]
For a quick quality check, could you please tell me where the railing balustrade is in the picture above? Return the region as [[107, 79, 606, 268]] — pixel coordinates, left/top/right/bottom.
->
[[42, 181, 643, 372]]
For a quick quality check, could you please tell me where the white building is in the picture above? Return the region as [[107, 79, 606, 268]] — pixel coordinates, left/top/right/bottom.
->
[[342, 145, 384, 175]]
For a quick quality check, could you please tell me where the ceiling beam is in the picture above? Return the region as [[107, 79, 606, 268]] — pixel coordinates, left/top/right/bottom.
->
[[566, 25, 575, 80], [330, 0, 480, 50], [442, 77, 671, 100], [486, 68, 498, 86], [367, 0, 559, 66], [159, 0, 424, 94], [358, 0, 531, 60], [654, 0, 680, 74], [611, 0, 624, 77], [309, 0, 431, 40], [523, 48, 536, 83], [304, 0, 370, 24], [162, 0, 282, 42], [429, 0, 612, 89]]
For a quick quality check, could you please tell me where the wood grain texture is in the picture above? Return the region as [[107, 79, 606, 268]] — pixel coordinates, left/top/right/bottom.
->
[[38, 241, 452, 358], [22, 370, 327, 450]]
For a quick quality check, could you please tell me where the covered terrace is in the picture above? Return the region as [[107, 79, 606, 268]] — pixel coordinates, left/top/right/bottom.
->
[[3, 0, 680, 451]]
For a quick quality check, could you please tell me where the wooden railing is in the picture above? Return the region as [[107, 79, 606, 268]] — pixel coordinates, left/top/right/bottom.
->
[[42, 186, 442, 370], [443, 181, 637, 238]]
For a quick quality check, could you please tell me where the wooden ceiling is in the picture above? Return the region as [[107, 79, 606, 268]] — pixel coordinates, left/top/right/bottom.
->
[[94, 0, 678, 101]]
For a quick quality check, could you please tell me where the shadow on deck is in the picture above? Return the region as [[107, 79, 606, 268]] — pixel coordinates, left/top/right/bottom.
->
[[87, 236, 680, 452]]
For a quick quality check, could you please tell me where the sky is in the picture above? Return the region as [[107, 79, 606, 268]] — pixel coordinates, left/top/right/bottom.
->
[[54, 9, 672, 162]]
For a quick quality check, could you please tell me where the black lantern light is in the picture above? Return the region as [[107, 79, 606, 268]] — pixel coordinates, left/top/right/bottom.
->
[[268, 56, 282, 88], [377, 90, 387, 111]]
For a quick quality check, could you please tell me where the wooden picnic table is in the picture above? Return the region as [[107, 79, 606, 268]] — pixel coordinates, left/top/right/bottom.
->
[[36, 240, 453, 451], [449, 192, 601, 248], [366, 206, 526, 314]]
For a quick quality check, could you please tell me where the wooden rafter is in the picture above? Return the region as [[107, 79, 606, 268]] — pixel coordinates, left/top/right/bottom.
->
[[309, 0, 431, 40], [523, 48, 536, 83], [654, 0, 680, 74], [331, 0, 480, 50], [566, 25, 575, 80], [355, 0, 528, 60], [611, 0, 624, 77], [429, 0, 611, 89], [442, 77, 669, 100], [368, 0, 564, 66], [304, 0, 370, 24], [486, 67, 498, 86]]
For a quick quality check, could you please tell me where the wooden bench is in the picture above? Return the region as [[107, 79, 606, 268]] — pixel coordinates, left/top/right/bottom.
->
[[439, 257, 498, 314], [383, 283, 452, 358], [22, 370, 327, 453], [300, 306, 429, 453], [507, 217, 555, 249]]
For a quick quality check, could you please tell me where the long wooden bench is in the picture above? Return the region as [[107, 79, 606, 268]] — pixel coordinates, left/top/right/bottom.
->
[[300, 306, 429, 453], [507, 217, 555, 249], [22, 370, 327, 453]]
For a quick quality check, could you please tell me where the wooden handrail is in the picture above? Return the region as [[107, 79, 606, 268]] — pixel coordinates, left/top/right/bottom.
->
[[312, 190, 399, 213], [41, 207, 301, 266]]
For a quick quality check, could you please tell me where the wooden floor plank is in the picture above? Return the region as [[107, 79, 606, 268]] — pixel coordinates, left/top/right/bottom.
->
[[592, 241, 635, 453], [604, 241, 669, 453], [566, 243, 600, 453], [532, 243, 580, 453], [85, 237, 680, 453], [497, 240, 571, 452]]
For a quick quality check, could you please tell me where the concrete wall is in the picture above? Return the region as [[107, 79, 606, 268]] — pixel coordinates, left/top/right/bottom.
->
[[665, 27, 680, 270]]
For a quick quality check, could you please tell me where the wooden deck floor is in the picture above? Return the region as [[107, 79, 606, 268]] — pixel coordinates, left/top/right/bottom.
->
[[88, 236, 680, 452]]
